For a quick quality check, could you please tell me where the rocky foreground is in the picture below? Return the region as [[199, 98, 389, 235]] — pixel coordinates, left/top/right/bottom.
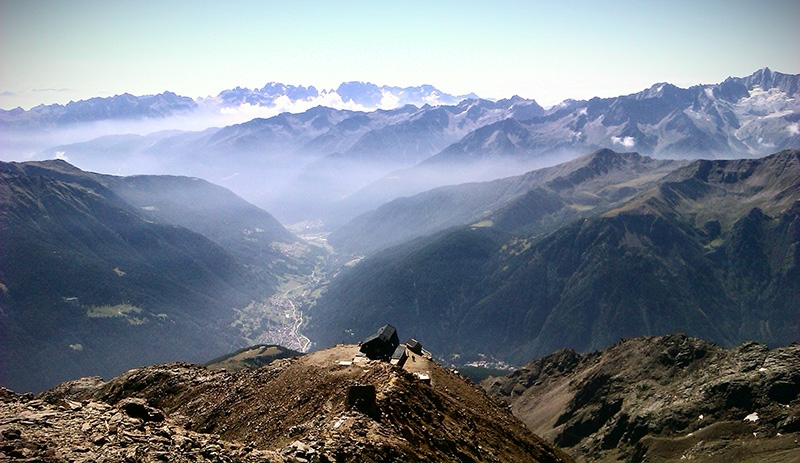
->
[[0, 388, 285, 462], [1, 344, 571, 463], [484, 334, 800, 463]]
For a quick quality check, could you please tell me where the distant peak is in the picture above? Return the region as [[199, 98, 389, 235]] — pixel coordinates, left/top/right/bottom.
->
[[585, 148, 643, 166], [592, 148, 618, 157]]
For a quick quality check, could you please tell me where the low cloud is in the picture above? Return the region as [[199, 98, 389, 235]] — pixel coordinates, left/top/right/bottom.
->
[[214, 91, 376, 123], [32, 88, 74, 93], [54, 150, 69, 161], [379, 90, 401, 109], [611, 136, 636, 148], [757, 137, 776, 148]]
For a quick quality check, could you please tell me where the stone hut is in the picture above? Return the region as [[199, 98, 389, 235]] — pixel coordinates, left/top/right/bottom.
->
[[390, 344, 408, 367], [406, 338, 422, 355], [359, 324, 400, 360]]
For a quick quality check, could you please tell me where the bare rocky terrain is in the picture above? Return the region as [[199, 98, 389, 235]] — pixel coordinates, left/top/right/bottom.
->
[[1, 345, 572, 463], [483, 334, 800, 463], [0, 388, 285, 462]]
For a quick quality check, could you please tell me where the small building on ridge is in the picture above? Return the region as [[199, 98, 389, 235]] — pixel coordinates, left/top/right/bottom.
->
[[359, 324, 400, 360]]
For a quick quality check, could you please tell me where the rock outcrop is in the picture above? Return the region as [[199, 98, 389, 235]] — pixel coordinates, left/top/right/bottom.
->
[[484, 334, 800, 462]]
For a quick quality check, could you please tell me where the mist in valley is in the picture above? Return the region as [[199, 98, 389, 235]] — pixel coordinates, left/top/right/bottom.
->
[[5, 73, 799, 239], [4, 95, 576, 234]]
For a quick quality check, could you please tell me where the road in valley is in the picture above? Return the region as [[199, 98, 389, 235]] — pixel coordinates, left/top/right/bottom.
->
[[282, 285, 312, 352]]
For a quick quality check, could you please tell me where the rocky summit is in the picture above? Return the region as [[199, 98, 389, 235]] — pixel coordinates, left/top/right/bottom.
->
[[483, 334, 800, 463], [1, 345, 572, 463]]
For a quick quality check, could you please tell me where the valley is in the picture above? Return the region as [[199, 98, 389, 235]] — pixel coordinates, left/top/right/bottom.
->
[[228, 236, 331, 352]]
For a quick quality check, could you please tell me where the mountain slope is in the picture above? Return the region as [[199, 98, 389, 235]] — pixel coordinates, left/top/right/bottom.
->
[[306, 150, 800, 366], [0, 160, 280, 392], [329, 149, 682, 255], [484, 334, 800, 463], [92, 173, 317, 279], [29, 345, 573, 463]]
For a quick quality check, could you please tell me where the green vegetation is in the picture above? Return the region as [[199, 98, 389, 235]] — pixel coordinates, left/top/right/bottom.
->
[[86, 304, 145, 325], [86, 303, 141, 318], [457, 366, 512, 383], [204, 344, 302, 371]]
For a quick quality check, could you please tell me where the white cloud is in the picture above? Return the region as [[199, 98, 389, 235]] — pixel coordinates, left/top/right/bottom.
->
[[786, 123, 799, 136], [190, 91, 380, 128], [54, 150, 69, 161], [215, 91, 376, 122], [218, 102, 280, 119], [611, 136, 635, 148], [757, 137, 776, 148], [421, 91, 452, 106], [379, 90, 401, 109]]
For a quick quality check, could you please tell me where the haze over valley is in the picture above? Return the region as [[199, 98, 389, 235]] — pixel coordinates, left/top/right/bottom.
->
[[3, 68, 799, 228]]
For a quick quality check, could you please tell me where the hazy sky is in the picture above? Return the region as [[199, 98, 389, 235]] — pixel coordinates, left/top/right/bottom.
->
[[1, 0, 799, 110]]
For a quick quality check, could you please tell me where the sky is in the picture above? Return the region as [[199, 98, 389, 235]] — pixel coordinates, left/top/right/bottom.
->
[[1, 0, 799, 110]]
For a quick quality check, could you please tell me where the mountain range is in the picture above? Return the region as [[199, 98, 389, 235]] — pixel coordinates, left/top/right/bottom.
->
[[0, 82, 476, 131], [2, 69, 799, 397], [305, 149, 800, 368], [210, 81, 479, 111], [0, 91, 198, 130], [430, 67, 799, 162], [3, 68, 796, 226], [34, 96, 545, 223]]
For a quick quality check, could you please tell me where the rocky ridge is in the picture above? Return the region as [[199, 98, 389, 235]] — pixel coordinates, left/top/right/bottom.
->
[[483, 334, 800, 463], [1, 345, 572, 463]]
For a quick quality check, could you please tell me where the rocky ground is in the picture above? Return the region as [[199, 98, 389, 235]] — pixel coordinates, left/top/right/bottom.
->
[[0, 387, 285, 462], [483, 334, 800, 463], [1, 344, 572, 463]]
